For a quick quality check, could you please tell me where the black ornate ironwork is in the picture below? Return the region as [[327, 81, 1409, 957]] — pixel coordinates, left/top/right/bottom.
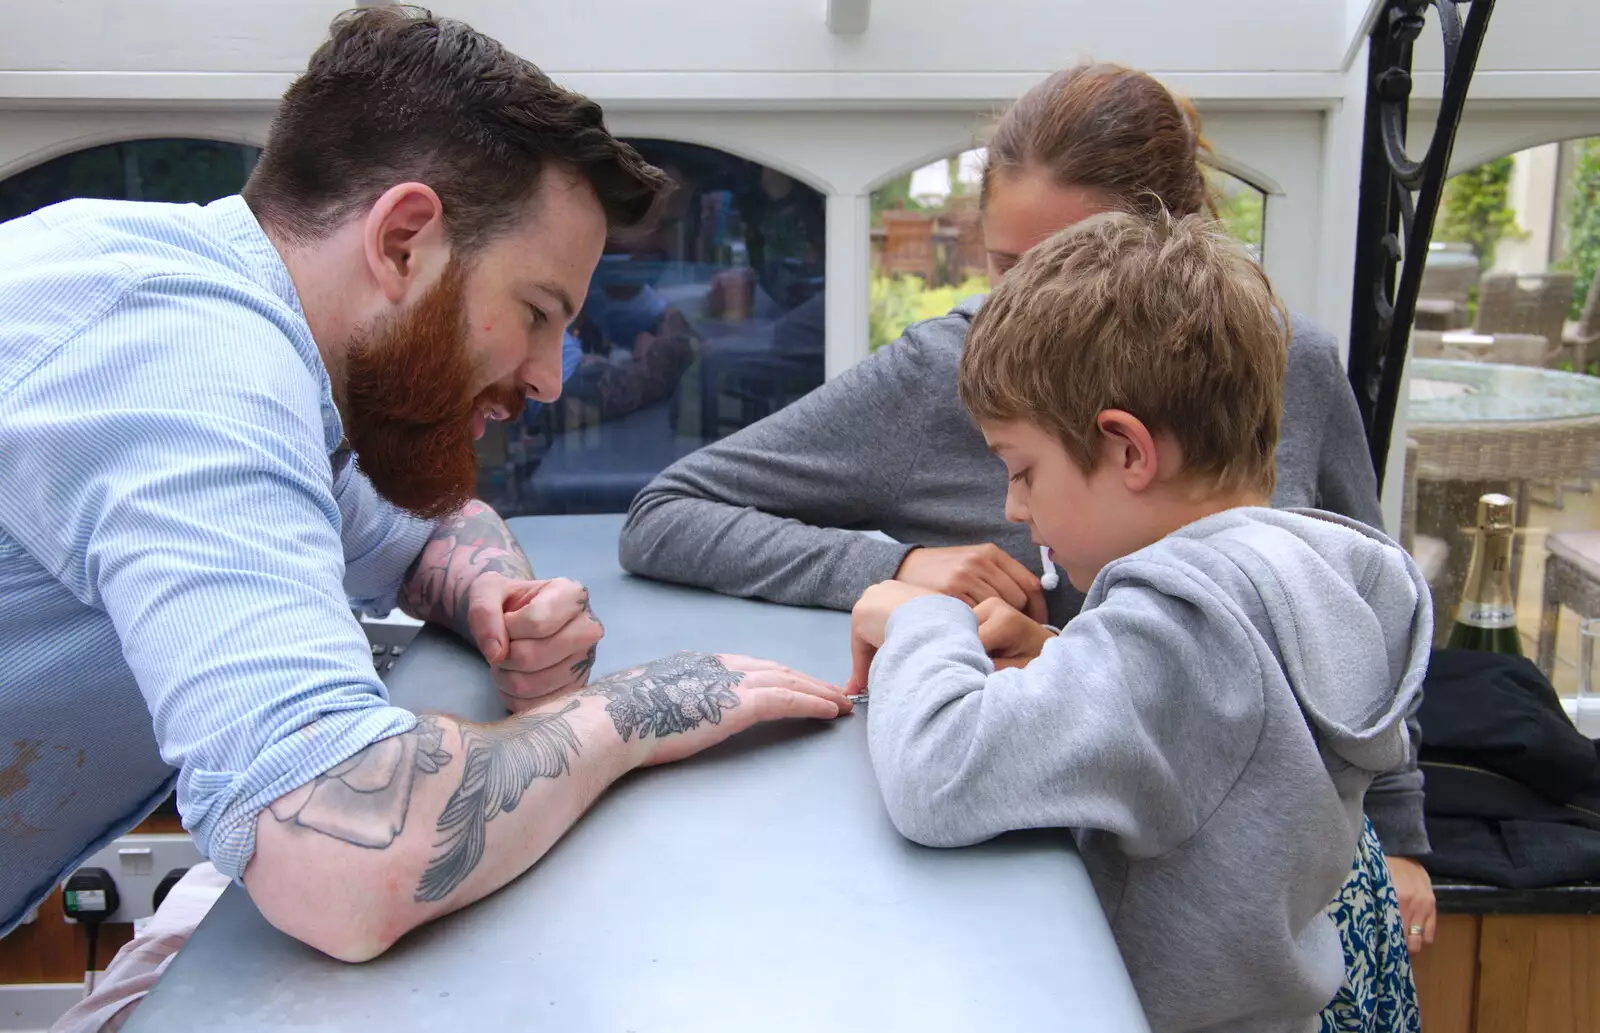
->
[[1346, 0, 1496, 489]]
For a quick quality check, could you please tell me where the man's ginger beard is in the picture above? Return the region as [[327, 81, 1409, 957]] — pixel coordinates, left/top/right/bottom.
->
[[342, 260, 521, 519]]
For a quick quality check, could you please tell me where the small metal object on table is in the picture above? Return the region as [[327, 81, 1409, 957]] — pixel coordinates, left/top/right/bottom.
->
[[124, 514, 1148, 1033]]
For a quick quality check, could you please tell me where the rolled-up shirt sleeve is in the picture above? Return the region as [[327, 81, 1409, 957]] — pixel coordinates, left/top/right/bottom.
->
[[0, 275, 416, 880], [333, 458, 439, 616]]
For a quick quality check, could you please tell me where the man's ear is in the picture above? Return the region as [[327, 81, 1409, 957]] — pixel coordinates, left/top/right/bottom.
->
[[1096, 409, 1161, 492], [361, 182, 451, 306]]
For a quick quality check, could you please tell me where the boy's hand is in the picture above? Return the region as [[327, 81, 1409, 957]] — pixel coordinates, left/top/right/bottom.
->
[[897, 544, 1049, 623], [848, 581, 937, 693], [974, 598, 1056, 670]]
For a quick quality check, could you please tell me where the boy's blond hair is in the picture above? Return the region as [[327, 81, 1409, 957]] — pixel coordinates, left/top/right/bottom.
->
[[959, 210, 1289, 496]]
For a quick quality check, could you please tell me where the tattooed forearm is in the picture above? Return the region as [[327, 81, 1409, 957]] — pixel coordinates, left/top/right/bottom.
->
[[268, 703, 587, 905], [565, 599, 602, 681], [580, 651, 744, 742], [269, 718, 453, 848], [415, 701, 582, 902], [401, 499, 533, 634], [265, 654, 749, 915]]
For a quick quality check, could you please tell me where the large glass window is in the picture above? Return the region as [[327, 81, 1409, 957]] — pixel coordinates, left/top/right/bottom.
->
[[0, 137, 827, 519], [867, 148, 1267, 350], [0, 138, 260, 223], [482, 140, 827, 516], [1403, 136, 1600, 710]]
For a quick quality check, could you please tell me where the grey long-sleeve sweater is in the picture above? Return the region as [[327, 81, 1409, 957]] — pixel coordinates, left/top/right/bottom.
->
[[868, 509, 1434, 1032], [620, 297, 1428, 855]]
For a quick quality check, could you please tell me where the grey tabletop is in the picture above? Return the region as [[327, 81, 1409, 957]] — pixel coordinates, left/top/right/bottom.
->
[[126, 514, 1148, 1033]]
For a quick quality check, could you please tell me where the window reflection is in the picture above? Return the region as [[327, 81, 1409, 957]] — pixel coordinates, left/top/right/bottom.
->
[[0, 138, 260, 223], [482, 140, 828, 515], [0, 137, 829, 519]]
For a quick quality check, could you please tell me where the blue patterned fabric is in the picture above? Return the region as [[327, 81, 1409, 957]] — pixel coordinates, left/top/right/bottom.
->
[[1318, 817, 1422, 1033]]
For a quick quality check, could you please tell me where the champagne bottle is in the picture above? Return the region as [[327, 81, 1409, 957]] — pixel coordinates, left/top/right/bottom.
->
[[1446, 492, 1523, 656]]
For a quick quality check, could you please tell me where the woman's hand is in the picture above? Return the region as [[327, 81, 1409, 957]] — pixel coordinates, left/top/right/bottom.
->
[[896, 544, 1049, 622], [1386, 854, 1436, 955]]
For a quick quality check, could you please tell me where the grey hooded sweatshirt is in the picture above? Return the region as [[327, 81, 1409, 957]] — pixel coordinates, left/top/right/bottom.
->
[[867, 508, 1433, 1033], [620, 298, 1429, 858]]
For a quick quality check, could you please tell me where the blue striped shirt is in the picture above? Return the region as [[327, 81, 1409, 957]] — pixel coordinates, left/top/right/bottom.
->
[[0, 196, 431, 935]]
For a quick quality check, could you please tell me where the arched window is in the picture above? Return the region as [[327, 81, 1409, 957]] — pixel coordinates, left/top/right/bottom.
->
[[867, 149, 1268, 350], [0, 138, 260, 223], [0, 138, 828, 519], [485, 139, 828, 516]]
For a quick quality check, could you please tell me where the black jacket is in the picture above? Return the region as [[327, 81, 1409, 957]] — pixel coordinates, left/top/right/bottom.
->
[[1419, 649, 1600, 887]]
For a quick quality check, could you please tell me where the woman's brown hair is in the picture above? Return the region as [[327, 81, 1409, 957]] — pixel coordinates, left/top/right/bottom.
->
[[982, 63, 1217, 219]]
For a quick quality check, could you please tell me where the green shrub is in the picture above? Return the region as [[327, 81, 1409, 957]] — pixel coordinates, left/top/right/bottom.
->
[[1558, 138, 1600, 320], [1436, 155, 1524, 272], [870, 273, 991, 351], [1214, 183, 1264, 249]]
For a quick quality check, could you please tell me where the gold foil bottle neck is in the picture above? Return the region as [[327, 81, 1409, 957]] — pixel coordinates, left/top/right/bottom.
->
[[1475, 492, 1514, 533]]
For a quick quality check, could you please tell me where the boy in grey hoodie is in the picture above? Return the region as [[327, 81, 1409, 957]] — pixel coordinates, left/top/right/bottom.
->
[[850, 211, 1433, 1033]]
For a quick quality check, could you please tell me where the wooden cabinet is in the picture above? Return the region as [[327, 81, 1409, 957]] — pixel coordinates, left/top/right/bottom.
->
[[1477, 916, 1600, 1032], [1415, 913, 1600, 1033], [1415, 914, 1480, 1033]]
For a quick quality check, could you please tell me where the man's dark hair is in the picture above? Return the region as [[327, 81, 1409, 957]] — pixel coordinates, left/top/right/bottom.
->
[[243, 5, 670, 253]]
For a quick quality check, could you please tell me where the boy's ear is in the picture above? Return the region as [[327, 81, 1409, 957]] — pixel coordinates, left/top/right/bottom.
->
[[1096, 409, 1161, 492]]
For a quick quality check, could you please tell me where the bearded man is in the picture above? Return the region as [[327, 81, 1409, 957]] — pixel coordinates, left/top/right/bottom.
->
[[0, 6, 846, 963]]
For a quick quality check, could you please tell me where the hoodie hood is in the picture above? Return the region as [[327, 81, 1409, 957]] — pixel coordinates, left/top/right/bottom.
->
[[951, 293, 987, 320], [1141, 507, 1434, 776]]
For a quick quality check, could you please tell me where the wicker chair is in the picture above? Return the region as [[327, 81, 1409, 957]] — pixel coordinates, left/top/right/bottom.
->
[[1417, 256, 1478, 330], [1537, 531, 1600, 679], [1401, 437, 1448, 586], [1408, 414, 1600, 486], [1476, 272, 1576, 365], [1565, 264, 1600, 373], [1473, 273, 1595, 506], [1409, 329, 1554, 367]]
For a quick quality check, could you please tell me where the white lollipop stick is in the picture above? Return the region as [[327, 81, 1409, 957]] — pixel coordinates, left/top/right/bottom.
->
[[1039, 545, 1060, 591]]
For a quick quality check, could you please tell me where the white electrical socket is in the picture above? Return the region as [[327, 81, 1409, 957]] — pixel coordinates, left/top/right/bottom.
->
[[71, 834, 205, 924]]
